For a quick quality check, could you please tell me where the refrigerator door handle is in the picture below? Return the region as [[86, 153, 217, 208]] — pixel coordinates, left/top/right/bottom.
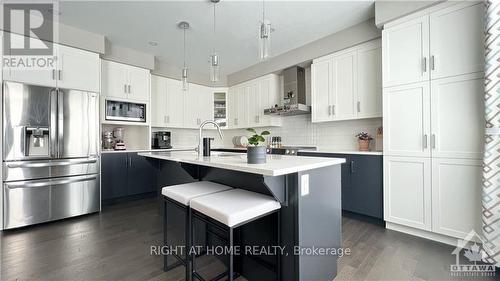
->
[[50, 89, 58, 158], [5, 174, 98, 189], [6, 157, 99, 168], [57, 89, 64, 158]]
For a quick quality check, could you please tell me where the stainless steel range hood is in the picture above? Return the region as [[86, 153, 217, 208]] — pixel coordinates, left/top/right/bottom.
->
[[264, 66, 311, 116]]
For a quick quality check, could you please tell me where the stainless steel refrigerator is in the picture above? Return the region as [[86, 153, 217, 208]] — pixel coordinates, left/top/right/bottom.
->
[[2, 81, 100, 229]]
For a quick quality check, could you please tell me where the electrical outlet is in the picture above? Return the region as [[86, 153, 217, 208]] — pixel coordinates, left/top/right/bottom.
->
[[301, 174, 309, 196]]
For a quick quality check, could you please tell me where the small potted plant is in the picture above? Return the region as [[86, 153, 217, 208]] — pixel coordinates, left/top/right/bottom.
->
[[355, 132, 373, 151], [246, 128, 270, 164]]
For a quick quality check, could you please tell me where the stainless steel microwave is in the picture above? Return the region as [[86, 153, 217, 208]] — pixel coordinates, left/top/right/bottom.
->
[[105, 99, 146, 122]]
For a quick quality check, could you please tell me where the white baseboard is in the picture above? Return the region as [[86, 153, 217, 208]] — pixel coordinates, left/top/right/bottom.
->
[[386, 222, 462, 246]]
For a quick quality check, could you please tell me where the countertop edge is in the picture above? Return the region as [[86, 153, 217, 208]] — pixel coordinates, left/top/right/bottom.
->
[[138, 152, 346, 176]]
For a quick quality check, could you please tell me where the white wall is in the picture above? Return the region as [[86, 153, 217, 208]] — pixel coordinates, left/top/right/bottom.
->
[[227, 18, 381, 86], [375, 0, 441, 27]]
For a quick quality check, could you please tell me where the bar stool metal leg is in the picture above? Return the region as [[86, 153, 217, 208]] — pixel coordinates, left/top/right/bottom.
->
[[229, 227, 234, 281], [186, 207, 193, 281], [163, 200, 168, 272], [277, 211, 281, 281]]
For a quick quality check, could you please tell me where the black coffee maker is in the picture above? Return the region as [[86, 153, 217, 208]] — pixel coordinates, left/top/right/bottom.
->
[[152, 131, 172, 149]]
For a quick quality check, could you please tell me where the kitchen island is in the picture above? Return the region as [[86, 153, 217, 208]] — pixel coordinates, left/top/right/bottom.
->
[[139, 151, 345, 281]]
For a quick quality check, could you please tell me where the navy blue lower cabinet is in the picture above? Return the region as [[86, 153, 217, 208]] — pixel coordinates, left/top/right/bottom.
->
[[298, 152, 383, 219], [101, 152, 129, 200], [348, 154, 383, 219], [101, 152, 158, 203]]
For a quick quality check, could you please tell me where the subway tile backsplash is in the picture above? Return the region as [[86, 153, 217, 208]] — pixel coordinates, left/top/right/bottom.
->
[[160, 115, 382, 152]]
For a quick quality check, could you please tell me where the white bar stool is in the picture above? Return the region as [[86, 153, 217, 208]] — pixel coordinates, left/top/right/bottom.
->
[[162, 181, 232, 280], [189, 188, 282, 281]]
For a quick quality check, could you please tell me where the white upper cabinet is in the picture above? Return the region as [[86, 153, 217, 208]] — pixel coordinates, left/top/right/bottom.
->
[[151, 75, 168, 127], [128, 66, 151, 101], [384, 156, 432, 231], [431, 158, 482, 239], [3, 33, 100, 91], [102, 60, 150, 102], [383, 1, 484, 87], [382, 16, 429, 87], [311, 59, 332, 122], [430, 73, 485, 159], [57, 45, 100, 92], [2, 33, 57, 87], [332, 51, 357, 120], [183, 83, 214, 128], [430, 2, 485, 80], [102, 60, 129, 100], [165, 79, 184, 128], [383, 82, 431, 158], [312, 39, 382, 123], [228, 74, 281, 129], [151, 75, 213, 129], [357, 40, 382, 118]]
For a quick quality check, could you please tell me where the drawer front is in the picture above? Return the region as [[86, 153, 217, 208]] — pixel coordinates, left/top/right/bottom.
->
[[3, 174, 100, 229], [3, 157, 100, 182]]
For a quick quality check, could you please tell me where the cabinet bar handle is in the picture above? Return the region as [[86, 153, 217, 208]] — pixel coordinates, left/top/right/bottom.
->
[[423, 134, 428, 149], [350, 161, 355, 174], [328, 105, 332, 116], [422, 57, 427, 72], [166, 116, 170, 123], [52, 69, 56, 80], [124, 84, 127, 93], [357, 101, 360, 113], [430, 55, 435, 70], [128, 85, 131, 93], [58, 70, 62, 80], [431, 134, 436, 149], [332, 105, 335, 116]]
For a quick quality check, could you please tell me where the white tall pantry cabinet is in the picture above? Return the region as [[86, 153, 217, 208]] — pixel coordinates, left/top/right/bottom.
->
[[383, 1, 485, 242]]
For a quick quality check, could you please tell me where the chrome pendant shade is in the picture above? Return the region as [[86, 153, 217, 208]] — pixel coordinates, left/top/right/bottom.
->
[[259, 0, 272, 61], [210, 0, 220, 82], [178, 21, 190, 91]]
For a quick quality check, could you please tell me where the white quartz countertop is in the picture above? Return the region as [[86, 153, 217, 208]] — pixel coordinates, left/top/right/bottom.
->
[[211, 147, 383, 156], [138, 151, 346, 176], [101, 147, 195, 154]]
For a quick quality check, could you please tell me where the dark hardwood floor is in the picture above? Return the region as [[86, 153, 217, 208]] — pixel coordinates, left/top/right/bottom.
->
[[0, 198, 496, 281]]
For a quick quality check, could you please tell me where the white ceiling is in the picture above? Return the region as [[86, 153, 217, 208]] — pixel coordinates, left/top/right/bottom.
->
[[58, 1, 374, 78]]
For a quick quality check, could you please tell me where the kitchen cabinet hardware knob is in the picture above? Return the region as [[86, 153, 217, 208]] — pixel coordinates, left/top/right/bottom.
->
[[423, 134, 428, 149], [422, 57, 427, 72]]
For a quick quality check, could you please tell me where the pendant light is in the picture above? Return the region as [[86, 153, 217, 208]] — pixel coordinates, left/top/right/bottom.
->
[[210, 0, 220, 82], [178, 21, 190, 91], [259, 0, 272, 61]]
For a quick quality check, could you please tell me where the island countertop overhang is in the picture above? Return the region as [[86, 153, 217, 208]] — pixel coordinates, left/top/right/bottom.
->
[[138, 151, 346, 176]]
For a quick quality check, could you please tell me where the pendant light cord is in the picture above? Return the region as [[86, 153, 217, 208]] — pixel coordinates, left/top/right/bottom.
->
[[183, 27, 186, 67], [213, 2, 216, 53], [262, 0, 265, 21]]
